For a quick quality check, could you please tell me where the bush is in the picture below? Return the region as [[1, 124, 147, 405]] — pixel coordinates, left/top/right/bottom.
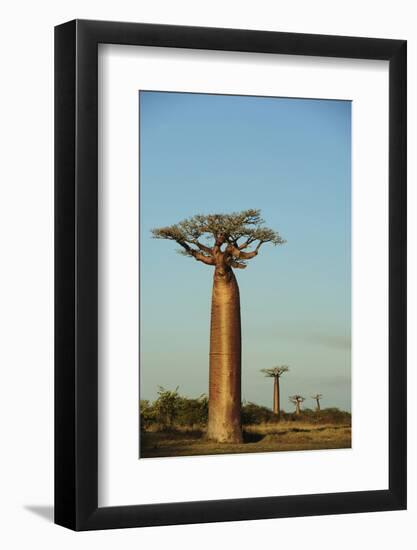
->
[[313, 408, 351, 424], [140, 389, 208, 431], [139, 399, 157, 430], [140, 390, 351, 431], [241, 402, 276, 424], [281, 407, 351, 424], [176, 395, 208, 426], [153, 386, 182, 429]]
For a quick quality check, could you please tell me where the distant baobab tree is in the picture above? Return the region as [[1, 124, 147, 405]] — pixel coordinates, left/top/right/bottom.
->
[[260, 366, 289, 420], [289, 395, 305, 415], [311, 393, 323, 411], [152, 209, 285, 443]]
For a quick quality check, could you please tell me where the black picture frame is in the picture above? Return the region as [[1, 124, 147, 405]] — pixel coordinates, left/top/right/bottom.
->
[[55, 19, 407, 531]]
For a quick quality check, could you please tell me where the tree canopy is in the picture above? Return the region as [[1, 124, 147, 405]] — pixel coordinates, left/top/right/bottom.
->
[[261, 366, 289, 378], [289, 395, 305, 404], [151, 209, 285, 269]]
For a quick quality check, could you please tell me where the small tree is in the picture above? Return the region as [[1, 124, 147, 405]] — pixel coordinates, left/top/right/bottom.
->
[[260, 366, 289, 420], [289, 394, 305, 415], [139, 399, 156, 431], [154, 386, 181, 429], [311, 393, 323, 411]]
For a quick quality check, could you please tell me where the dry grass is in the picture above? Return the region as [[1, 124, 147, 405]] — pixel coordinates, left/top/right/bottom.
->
[[140, 420, 351, 458]]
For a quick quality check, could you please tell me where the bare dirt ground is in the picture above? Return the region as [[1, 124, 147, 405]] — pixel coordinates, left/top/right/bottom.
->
[[140, 421, 351, 458]]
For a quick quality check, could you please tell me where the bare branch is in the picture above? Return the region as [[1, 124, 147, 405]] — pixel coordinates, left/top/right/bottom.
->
[[177, 241, 215, 265], [193, 252, 216, 265], [151, 209, 285, 270], [193, 240, 213, 255], [239, 243, 262, 260], [228, 237, 278, 261], [238, 237, 256, 250], [229, 260, 247, 269]]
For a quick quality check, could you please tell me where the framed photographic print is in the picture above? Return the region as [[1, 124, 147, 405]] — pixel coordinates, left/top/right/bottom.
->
[[55, 20, 406, 530]]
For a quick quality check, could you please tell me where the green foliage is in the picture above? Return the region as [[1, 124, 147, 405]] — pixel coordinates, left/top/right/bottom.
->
[[139, 399, 157, 430], [282, 408, 351, 424], [261, 366, 289, 377], [241, 403, 351, 425], [140, 390, 351, 431], [241, 402, 276, 424], [175, 394, 208, 426], [153, 386, 182, 429], [152, 209, 284, 244], [151, 209, 285, 266], [140, 389, 208, 431]]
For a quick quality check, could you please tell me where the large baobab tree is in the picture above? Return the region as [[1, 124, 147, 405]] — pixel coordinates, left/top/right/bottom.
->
[[289, 395, 305, 415], [152, 209, 285, 443], [311, 393, 323, 411], [260, 366, 289, 420]]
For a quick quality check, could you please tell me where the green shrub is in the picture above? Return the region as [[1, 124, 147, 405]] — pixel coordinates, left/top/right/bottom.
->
[[140, 389, 351, 431], [140, 399, 157, 430], [175, 395, 208, 426], [281, 407, 351, 424], [140, 389, 208, 431], [241, 402, 276, 424]]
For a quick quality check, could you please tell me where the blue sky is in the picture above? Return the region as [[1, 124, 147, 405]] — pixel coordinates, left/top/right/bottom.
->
[[139, 91, 351, 412]]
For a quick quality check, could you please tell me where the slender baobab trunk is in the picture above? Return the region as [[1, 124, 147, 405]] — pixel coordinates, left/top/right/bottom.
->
[[207, 265, 243, 443], [315, 398, 321, 411], [273, 376, 280, 419]]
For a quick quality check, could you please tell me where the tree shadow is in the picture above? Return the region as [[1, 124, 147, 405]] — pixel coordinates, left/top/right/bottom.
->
[[243, 431, 265, 443], [24, 505, 54, 523]]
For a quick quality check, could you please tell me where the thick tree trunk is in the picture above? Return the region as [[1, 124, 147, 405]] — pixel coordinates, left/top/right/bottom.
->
[[295, 402, 301, 415], [207, 266, 243, 443], [273, 376, 280, 419]]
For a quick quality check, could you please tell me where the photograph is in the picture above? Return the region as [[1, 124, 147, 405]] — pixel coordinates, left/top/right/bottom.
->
[[139, 91, 352, 458], [0, 1, 409, 542]]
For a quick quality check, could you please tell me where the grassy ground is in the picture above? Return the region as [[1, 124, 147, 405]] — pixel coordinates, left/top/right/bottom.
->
[[140, 421, 351, 458]]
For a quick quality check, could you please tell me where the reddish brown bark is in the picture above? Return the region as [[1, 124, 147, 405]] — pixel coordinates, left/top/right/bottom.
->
[[273, 376, 281, 419], [207, 265, 243, 443]]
